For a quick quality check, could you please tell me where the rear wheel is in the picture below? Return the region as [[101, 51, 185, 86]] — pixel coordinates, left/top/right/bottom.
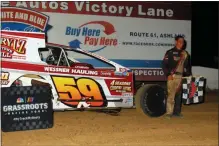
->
[[135, 84, 166, 117]]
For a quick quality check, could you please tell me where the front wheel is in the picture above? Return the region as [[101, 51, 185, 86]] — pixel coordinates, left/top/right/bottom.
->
[[135, 84, 166, 117]]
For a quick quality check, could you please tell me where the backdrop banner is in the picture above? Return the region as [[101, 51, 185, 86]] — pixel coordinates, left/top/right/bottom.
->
[[1, 2, 191, 81], [1, 85, 53, 132]]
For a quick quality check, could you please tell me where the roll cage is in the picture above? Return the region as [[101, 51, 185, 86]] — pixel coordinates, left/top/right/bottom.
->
[[40, 45, 72, 67], [38, 43, 130, 72]]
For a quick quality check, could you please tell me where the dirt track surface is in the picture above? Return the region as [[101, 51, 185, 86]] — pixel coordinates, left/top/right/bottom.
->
[[2, 92, 218, 146]]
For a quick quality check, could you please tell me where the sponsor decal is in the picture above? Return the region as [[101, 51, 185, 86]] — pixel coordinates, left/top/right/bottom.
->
[[110, 80, 132, 92], [119, 68, 128, 72], [71, 69, 98, 75], [74, 65, 90, 69], [66, 21, 117, 53], [122, 93, 133, 97], [122, 97, 133, 103], [1, 7, 52, 32], [114, 71, 129, 77], [44, 67, 98, 75], [16, 97, 24, 103], [16, 97, 34, 103], [100, 71, 112, 76], [3, 96, 48, 118], [110, 80, 131, 86], [1, 35, 27, 59], [1, 72, 10, 85], [27, 97, 34, 103], [44, 67, 70, 73], [51, 76, 107, 108]]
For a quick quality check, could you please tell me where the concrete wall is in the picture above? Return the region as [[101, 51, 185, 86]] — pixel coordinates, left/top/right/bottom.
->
[[192, 66, 218, 90]]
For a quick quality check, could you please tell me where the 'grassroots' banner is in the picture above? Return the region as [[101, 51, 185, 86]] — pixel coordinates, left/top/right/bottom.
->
[[1, 85, 53, 132]]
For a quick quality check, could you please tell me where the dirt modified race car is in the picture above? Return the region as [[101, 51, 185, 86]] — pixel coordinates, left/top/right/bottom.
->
[[1, 30, 135, 112], [1, 6, 167, 117]]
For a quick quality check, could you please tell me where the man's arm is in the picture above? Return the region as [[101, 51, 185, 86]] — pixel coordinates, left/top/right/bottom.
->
[[183, 52, 192, 76], [161, 51, 171, 77]]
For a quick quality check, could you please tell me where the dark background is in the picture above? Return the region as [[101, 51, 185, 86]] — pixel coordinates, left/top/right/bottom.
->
[[192, 2, 218, 69]]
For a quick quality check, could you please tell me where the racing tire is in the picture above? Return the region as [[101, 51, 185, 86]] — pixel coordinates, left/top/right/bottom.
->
[[135, 84, 166, 117]]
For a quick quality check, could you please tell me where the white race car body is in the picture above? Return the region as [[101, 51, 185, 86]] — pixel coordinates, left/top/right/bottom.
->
[[1, 30, 134, 110]]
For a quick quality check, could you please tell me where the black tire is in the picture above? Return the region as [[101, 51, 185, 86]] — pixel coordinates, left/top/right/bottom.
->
[[135, 84, 166, 117]]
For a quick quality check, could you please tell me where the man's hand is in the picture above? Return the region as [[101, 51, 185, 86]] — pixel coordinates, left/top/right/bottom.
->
[[168, 74, 176, 80], [168, 75, 174, 80]]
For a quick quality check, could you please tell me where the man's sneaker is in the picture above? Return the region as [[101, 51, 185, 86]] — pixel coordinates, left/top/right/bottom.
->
[[173, 113, 183, 118], [164, 114, 172, 119]]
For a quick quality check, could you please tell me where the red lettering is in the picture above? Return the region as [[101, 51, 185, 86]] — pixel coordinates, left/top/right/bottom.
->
[[1, 36, 26, 54]]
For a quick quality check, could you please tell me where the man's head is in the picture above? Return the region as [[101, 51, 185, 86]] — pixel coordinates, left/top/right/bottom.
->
[[175, 35, 185, 50]]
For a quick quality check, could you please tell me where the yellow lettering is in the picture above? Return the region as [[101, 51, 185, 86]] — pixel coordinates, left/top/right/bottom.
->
[[1, 36, 26, 54]]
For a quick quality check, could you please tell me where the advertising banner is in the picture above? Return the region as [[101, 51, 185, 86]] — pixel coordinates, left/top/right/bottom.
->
[[1, 1, 191, 81], [1, 85, 53, 132]]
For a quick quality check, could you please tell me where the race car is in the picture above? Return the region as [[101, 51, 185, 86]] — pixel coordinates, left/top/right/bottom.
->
[[1, 30, 134, 111]]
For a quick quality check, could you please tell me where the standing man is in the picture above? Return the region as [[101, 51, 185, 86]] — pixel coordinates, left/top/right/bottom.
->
[[162, 35, 192, 118]]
